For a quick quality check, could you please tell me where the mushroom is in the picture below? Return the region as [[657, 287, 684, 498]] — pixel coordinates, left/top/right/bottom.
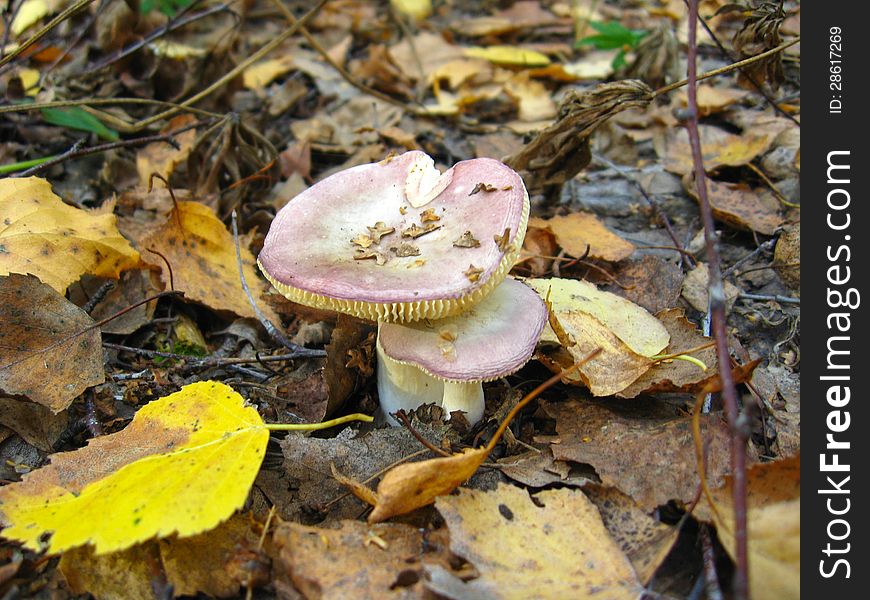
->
[[258, 150, 533, 424], [376, 277, 548, 425], [258, 150, 529, 323]]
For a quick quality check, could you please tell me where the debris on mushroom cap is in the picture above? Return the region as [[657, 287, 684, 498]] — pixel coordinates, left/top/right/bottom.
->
[[377, 277, 547, 382], [258, 150, 530, 323]]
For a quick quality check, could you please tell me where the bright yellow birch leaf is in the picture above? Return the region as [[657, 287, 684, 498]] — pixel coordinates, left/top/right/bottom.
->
[[0, 381, 268, 555], [390, 0, 432, 21], [0, 381, 371, 555], [463, 45, 551, 67], [11, 0, 48, 36], [0, 177, 140, 293]]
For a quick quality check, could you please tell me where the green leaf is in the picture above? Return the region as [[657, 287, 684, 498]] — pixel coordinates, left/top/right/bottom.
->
[[40, 107, 119, 141], [575, 21, 648, 52], [140, 0, 195, 17]]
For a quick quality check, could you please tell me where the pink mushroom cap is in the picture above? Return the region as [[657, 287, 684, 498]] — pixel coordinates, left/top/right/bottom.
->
[[258, 151, 529, 322], [377, 277, 547, 382]]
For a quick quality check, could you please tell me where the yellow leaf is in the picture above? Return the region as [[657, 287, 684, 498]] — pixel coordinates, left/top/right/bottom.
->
[[463, 45, 551, 67], [529, 211, 635, 261], [529, 277, 669, 395], [390, 0, 432, 21], [138, 201, 279, 322], [0, 381, 270, 555], [242, 56, 295, 90], [0, 178, 141, 293], [528, 277, 669, 356], [11, 0, 48, 36], [147, 40, 208, 59], [135, 114, 198, 186], [434, 484, 643, 599], [18, 67, 41, 96]]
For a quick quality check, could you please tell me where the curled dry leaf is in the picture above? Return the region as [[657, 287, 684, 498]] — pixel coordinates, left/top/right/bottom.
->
[[0, 177, 140, 293], [529, 212, 635, 262], [0, 381, 269, 554], [695, 456, 800, 600], [529, 277, 669, 396], [138, 200, 280, 322], [0, 397, 69, 452], [773, 222, 799, 290], [0, 274, 103, 413], [432, 484, 643, 599]]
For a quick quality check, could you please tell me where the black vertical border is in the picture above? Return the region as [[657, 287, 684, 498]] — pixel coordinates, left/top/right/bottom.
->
[[803, 3, 868, 597]]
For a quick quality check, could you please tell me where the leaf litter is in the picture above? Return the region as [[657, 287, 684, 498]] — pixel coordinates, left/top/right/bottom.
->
[[0, 0, 801, 598]]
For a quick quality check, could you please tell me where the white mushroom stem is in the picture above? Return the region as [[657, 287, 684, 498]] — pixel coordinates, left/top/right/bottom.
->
[[377, 336, 444, 425], [376, 332, 485, 426], [441, 381, 485, 425]]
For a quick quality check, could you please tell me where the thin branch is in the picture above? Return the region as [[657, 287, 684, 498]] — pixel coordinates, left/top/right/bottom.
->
[[653, 37, 800, 98], [686, 0, 800, 127], [684, 2, 749, 597]]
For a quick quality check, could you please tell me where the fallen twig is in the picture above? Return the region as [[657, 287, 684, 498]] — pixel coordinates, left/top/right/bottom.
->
[[684, 1, 749, 596]]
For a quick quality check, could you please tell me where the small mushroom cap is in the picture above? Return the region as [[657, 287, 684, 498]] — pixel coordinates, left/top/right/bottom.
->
[[377, 277, 547, 382], [258, 151, 529, 322]]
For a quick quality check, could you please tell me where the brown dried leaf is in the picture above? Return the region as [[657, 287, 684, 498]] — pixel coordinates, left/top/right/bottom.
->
[[696, 456, 800, 600], [684, 174, 783, 235], [529, 212, 635, 262], [60, 543, 159, 600], [618, 308, 719, 398], [135, 115, 198, 186], [0, 397, 68, 452], [604, 255, 684, 315], [433, 484, 643, 599], [681, 262, 742, 314], [518, 225, 557, 276], [658, 125, 775, 176], [774, 222, 800, 290], [273, 520, 456, 599], [0, 274, 103, 412], [138, 201, 279, 322], [543, 399, 740, 510]]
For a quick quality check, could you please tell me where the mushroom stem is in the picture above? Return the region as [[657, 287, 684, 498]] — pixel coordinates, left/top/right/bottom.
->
[[376, 330, 443, 425], [441, 381, 485, 425]]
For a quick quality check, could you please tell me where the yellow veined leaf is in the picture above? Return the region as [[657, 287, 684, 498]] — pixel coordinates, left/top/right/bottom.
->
[[390, 0, 432, 21], [0, 177, 141, 293], [18, 67, 41, 96], [0, 381, 269, 555], [11, 0, 48, 36], [463, 45, 551, 67]]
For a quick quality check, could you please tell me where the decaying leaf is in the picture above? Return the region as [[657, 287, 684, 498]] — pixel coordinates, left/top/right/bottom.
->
[[681, 262, 742, 314], [0, 177, 140, 293], [604, 255, 684, 315], [60, 514, 264, 600], [618, 308, 719, 398], [0, 396, 69, 452], [684, 174, 783, 235], [138, 200, 279, 322], [731, 1, 787, 90], [529, 277, 669, 395], [505, 80, 653, 201], [0, 274, 104, 413], [135, 115, 198, 187], [542, 399, 740, 511], [529, 212, 635, 262], [584, 484, 679, 585], [273, 520, 456, 598], [696, 455, 800, 600], [658, 124, 774, 176], [0, 381, 269, 554], [774, 221, 800, 290], [432, 484, 643, 599]]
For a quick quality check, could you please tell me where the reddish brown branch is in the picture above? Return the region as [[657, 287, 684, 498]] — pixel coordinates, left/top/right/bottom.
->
[[685, 1, 749, 597]]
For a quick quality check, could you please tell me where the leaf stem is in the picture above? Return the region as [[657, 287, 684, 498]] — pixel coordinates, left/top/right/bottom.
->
[[265, 413, 374, 431]]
